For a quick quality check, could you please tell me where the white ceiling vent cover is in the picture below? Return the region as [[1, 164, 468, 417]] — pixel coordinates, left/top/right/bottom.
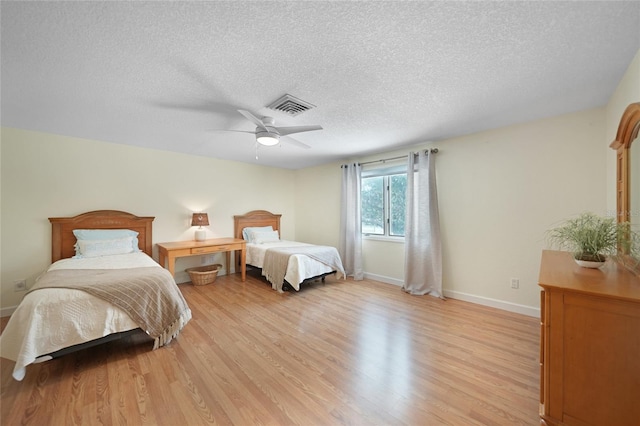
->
[[267, 94, 315, 116]]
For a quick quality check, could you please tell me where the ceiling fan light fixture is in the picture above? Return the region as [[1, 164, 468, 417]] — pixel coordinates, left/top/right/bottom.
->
[[256, 133, 280, 146]]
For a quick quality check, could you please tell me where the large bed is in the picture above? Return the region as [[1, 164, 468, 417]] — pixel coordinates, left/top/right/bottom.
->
[[0, 210, 191, 381], [233, 210, 345, 292]]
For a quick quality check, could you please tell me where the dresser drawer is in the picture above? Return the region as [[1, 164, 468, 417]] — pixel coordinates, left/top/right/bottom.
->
[[191, 245, 229, 254]]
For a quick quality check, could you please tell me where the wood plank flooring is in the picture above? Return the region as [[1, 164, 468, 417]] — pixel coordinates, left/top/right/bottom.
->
[[1, 271, 540, 425]]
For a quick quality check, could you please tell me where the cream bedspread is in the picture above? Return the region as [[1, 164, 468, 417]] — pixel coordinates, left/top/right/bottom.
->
[[0, 252, 191, 381], [247, 241, 345, 292]]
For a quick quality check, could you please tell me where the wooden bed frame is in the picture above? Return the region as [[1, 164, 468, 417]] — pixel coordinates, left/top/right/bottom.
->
[[43, 210, 155, 358], [49, 210, 154, 262], [233, 210, 335, 287], [233, 210, 282, 241]]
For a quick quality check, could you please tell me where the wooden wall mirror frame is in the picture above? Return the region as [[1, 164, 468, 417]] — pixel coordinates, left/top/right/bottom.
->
[[610, 102, 640, 274]]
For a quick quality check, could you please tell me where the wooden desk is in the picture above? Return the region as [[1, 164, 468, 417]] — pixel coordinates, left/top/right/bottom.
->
[[157, 238, 246, 281]]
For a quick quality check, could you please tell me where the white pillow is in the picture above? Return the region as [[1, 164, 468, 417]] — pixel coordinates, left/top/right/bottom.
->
[[73, 229, 138, 240], [75, 237, 136, 258], [250, 230, 280, 244], [73, 229, 140, 258], [242, 226, 273, 242]]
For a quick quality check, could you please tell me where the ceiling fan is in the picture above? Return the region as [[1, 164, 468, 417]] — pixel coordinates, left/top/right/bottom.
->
[[222, 109, 323, 149]]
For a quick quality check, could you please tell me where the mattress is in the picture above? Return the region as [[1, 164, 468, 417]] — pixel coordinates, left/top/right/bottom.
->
[[0, 252, 162, 381], [246, 240, 335, 290]]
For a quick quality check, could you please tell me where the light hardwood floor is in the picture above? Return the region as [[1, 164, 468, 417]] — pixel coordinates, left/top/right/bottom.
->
[[1, 271, 540, 425]]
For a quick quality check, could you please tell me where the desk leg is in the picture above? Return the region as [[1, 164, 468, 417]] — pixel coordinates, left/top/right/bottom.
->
[[241, 248, 246, 281], [158, 250, 176, 277], [225, 251, 231, 277], [167, 255, 176, 277]]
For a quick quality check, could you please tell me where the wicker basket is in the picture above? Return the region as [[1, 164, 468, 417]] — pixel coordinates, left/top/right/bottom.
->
[[186, 264, 222, 286]]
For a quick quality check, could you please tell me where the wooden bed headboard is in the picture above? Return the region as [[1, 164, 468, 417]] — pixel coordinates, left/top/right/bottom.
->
[[49, 210, 155, 262], [233, 210, 282, 240]]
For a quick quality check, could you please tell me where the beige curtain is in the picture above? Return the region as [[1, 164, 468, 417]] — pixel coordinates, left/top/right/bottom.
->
[[339, 163, 363, 280], [402, 151, 442, 297]]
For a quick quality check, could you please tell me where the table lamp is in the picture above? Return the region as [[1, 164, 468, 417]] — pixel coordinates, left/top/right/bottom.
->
[[191, 212, 209, 241]]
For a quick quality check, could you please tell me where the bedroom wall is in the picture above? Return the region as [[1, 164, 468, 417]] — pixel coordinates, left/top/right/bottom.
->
[[0, 128, 297, 313], [293, 161, 342, 248], [294, 107, 607, 315]]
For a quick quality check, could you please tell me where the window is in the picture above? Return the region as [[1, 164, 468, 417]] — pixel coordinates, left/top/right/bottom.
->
[[361, 167, 407, 237]]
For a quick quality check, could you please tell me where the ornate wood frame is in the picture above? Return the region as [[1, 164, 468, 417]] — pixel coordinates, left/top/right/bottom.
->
[[611, 103, 640, 222], [49, 210, 155, 262], [233, 210, 282, 240], [610, 102, 640, 274]]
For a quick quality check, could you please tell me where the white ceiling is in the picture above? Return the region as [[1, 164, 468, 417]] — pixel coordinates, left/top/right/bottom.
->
[[2, 1, 639, 169]]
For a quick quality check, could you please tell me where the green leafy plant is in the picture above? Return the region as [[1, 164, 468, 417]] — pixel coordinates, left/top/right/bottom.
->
[[622, 225, 640, 271], [547, 212, 626, 262], [631, 229, 640, 259]]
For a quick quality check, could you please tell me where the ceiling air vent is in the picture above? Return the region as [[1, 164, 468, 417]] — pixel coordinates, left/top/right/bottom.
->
[[267, 94, 315, 116]]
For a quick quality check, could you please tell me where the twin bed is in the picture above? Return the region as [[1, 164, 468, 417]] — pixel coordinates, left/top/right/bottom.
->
[[0, 210, 191, 381], [234, 210, 345, 292]]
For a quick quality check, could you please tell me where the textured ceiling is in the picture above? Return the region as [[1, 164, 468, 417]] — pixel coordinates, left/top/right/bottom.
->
[[2, 1, 639, 169]]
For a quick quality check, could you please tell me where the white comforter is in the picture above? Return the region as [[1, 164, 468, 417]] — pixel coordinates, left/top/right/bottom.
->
[[246, 240, 337, 290], [0, 252, 162, 381]]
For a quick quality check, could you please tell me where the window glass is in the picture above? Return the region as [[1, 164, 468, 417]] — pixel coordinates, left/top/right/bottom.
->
[[389, 174, 406, 236], [361, 170, 406, 238], [361, 176, 384, 235]]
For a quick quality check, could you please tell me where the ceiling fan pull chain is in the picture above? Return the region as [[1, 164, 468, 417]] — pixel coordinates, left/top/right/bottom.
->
[[255, 142, 259, 160]]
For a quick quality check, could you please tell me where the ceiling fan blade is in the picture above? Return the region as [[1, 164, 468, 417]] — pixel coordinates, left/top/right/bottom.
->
[[151, 100, 238, 115], [276, 125, 323, 136], [209, 129, 255, 134], [238, 109, 268, 131], [282, 136, 311, 149]]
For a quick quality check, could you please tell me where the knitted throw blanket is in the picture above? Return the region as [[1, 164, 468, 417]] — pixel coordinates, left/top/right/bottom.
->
[[28, 267, 191, 349], [262, 245, 345, 292]]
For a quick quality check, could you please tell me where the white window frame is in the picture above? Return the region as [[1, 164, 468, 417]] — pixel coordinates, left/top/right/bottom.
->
[[361, 164, 407, 241]]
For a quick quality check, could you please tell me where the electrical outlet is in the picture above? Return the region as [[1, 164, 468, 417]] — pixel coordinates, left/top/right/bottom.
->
[[510, 278, 520, 289], [14, 279, 27, 292]]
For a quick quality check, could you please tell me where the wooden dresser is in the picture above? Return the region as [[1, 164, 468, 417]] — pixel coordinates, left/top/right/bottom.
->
[[538, 250, 640, 426]]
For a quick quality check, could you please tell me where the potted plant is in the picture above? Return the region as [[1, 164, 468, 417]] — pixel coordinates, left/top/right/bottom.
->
[[547, 212, 628, 268]]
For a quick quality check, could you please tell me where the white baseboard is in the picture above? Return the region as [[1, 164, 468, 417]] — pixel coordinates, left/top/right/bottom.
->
[[1, 306, 17, 318], [364, 272, 404, 286], [442, 289, 540, 317], [363, 272, 540, 318]]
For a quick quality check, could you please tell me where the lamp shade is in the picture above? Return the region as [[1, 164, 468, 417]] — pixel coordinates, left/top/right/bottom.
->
[[191, 213, 209, 227]]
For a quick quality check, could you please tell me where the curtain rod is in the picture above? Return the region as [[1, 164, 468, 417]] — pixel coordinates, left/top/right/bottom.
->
[[358, 148, 438, 166]]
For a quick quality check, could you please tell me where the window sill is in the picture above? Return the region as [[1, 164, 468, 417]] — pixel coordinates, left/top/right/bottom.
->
[[363, 235, 405, 243]]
